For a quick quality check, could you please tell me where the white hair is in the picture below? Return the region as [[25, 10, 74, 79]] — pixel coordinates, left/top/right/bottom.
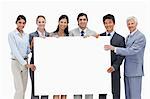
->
[[126, 16, 138, 24]]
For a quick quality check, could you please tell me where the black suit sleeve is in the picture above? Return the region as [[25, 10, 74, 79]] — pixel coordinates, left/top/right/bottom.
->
[[29, 34, 33, 45], [112, 37, 125, 71]]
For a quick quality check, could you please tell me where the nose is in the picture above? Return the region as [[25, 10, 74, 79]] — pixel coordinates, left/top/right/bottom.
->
[[20, 23, 25, 26]]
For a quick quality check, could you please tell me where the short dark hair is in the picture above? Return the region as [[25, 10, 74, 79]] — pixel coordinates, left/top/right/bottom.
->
[[16, 15, 26, 24], [77, 13, 88, 21], [36, 15, 46, 23], [103, 14, 115, 24]]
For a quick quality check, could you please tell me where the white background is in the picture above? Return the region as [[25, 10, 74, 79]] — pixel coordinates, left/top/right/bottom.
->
[[0, 0, 150, 99]]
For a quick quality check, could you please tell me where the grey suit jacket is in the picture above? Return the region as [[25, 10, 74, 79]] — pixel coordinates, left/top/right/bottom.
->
[[69, 27, 96, 36], [116, 30, 146, 77], [29, 31, 49, 64]]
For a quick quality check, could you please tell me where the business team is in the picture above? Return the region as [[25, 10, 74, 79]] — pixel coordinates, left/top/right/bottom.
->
[[8, 14, 146, 99]]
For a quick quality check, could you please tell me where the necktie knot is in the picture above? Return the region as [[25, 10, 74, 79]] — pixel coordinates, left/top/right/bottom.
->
[[107, 33, 111, 36], [81, 31, 84, 36]]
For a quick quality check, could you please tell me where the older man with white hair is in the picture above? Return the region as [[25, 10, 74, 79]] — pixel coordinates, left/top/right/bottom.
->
[[104, 16, 146, 99]]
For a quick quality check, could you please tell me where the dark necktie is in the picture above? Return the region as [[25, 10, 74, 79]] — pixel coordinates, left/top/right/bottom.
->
[[107, 33, 111, 36], [81, 31, 84, 36]]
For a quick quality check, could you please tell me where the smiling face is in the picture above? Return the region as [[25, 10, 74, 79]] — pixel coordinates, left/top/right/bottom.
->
[[104, 19, 115, 33], [58, 18, 68, 31], [127, 19, 137, 33], [78, 16, 88, 30], [16, 19, 26, 32], [36, 17, 46, 30]]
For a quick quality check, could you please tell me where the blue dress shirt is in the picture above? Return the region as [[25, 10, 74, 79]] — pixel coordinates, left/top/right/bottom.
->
[[8, 29, 30, 66]]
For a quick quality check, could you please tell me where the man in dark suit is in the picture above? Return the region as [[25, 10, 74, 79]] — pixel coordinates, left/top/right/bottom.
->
[[29, 15, 49, 99], [99, 14, 125, 99]]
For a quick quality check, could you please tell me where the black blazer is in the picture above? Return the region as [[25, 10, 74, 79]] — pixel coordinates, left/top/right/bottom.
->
[[100, 32, 125, 70], [100, 32, 125, 94], [29, 31, 49, 64]]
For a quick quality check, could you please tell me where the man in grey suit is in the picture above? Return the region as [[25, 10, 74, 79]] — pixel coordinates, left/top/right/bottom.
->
[[70, 13, 96, 37], [99, 14, 125, 99], [70, 13, 96, 99], [104, 16, 146, 99]]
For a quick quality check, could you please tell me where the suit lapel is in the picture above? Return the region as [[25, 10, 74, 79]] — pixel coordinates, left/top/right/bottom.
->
[[86, 28, 90, 36], [35, 31, 49, 37], [126, 31, 138, 47], [77, 28, 81, 36], [45, 32, 49, 37], [35, 31, 39, 37], [100, 32, 106, 36], [110, 32, 116, 43]]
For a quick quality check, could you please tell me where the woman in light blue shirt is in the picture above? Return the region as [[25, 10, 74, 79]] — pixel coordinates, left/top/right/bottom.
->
[[8, 15, 35, 99]]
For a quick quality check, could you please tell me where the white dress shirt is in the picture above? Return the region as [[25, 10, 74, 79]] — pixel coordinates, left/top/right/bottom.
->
[[106, 31, 115, 40]]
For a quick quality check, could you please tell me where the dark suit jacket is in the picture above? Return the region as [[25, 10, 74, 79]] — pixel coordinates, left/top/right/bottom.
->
[[100, 32, 125, 95], [29, 31, 49, 64]]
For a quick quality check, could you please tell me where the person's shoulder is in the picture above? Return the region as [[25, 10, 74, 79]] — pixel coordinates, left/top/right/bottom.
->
[[135, 30, 146, 40], [45, 31, 50, 37], [99, 32, 106, 36], [69, 28, 79, 36], [136, 30, 145, 36], [70, 28, 78, 32], [30, 31, 37, 35], [8, 30, 17, 36], [113, 32, 124, 39], [46, 31, 50, 34], [29, 31, 38, 36], [8, 30, 14, 34], [49, 32, 57, 37], [86, 28, 96, 35]]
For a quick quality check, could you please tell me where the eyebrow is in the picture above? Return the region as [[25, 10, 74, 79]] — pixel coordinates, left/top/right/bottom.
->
[[79, 18, 87, 20], [18, 22, 26, 24]]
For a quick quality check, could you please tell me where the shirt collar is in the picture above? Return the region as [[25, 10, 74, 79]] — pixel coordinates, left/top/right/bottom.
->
[[15, 29, 25, 36], [106, 31, 115, 37], [130, 29, 138, 36], [37, 30, 46, 38], [79, 27, 87, 33]]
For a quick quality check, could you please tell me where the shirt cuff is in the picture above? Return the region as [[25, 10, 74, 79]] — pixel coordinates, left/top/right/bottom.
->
[[114, 47, 117, 53], [22, 60, 27, 66]]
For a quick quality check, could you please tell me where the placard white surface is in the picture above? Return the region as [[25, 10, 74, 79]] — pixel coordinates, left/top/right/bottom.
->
[[34, 37, 111, 98]]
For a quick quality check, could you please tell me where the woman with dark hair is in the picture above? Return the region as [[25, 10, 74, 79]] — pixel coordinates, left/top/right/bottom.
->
[[50, 15, 69, 99], [50, 15, 69, 37], [8, 15, 35, 99], [29, 15, 49, 99]]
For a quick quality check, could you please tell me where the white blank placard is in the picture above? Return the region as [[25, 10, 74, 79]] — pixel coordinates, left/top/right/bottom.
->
[[34, 37, 111, 97]]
